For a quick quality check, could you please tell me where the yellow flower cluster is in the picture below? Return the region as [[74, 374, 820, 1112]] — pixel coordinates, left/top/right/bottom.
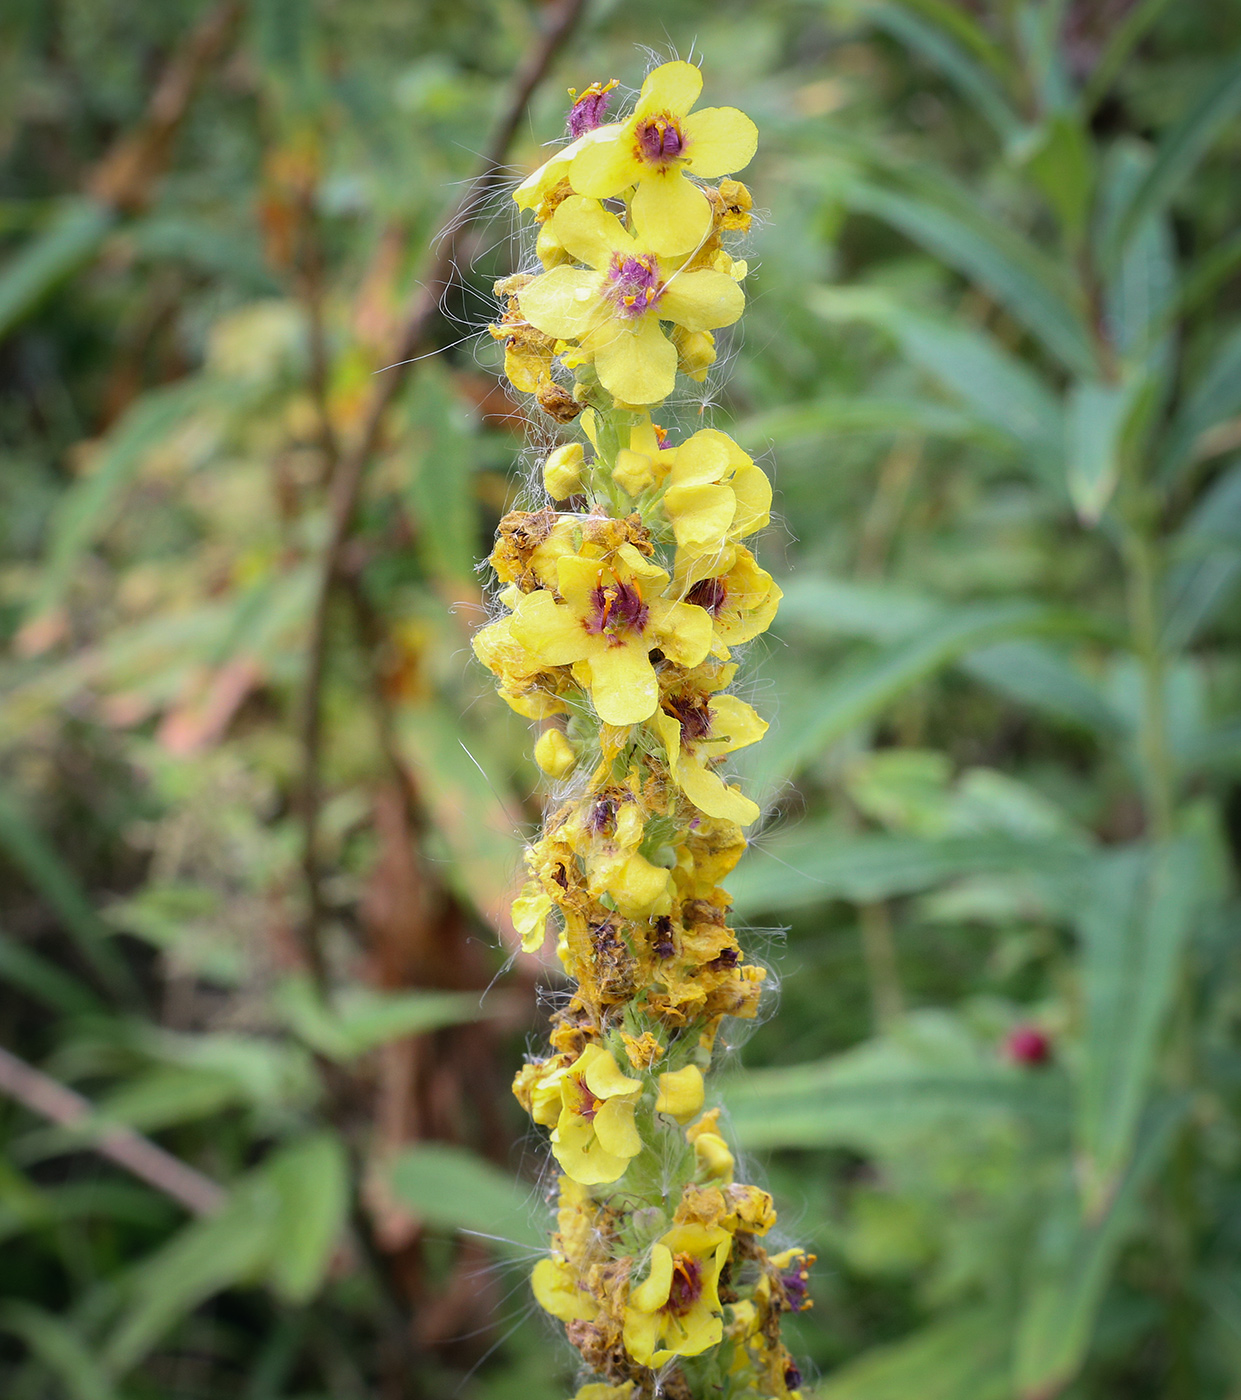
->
[[477, 61, 809, 1400]]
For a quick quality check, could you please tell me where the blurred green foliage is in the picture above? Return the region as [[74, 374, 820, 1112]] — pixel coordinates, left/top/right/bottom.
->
[[1, 1, 1240, 1398]]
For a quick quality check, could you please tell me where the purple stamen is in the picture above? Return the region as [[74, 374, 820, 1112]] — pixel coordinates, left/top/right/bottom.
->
[[685, 577, 727, 616], [636, 115, 685, 166], [586, 576, 650, 636], [781, 1270, 810, 1311], [605, 253, 663, 320], [568, 84, 614, 138]]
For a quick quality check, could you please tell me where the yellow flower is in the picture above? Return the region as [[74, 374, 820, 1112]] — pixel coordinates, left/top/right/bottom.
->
[[623, 1222, 732, 1365], [471, 613, 570, 719], [655, 1064, 705, 1122], [563, 788, 675, 918], [655, 691, 768, 826], [543, 442, 584, 500], [508, 544, 712, 726], [513, 124, 618, 214], [678, 545, 783, 653], [547, 1043, 644, 1185], [570, 61, 758, 257], [517, 196, 744, 406], [660, 429, 772, 566]]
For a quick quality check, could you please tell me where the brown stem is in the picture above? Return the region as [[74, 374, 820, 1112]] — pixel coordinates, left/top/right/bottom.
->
[[296, 0, 588, 979], [0, 1044, 225, 1217], [87, 1, 242, 215]]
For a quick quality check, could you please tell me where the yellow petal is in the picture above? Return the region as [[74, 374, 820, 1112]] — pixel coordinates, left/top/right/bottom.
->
[[654, 709, 683, 777], [659, 268, 745, 332], [594, 1095, 642, 1158], [629, 1243, 674, 1313], [693, 1130, 735, 1181], [531, 1257, 598, 1321], [586, 641, 658, 725], [570, 130, 643, 199], [613, 447, 655, 495], [555, 552, 603, 612], [682, 106, 759, 178], [614, 543, 669, 586], [665, 481, 736, 556], [730, 463, 773, 536], [511, 883, 553, 952], [655, 1064, 705, 1122], [552, 1133, 631, 1185], [580, 1044, 642, 1099], [519, 266, 606, 340], [632, 170, 712, 256], [589, 316, 678, 405], [678, 756, 761, 826], [671, 429, 732, 486], [551, 195, 634, 269], [708, 693, 768, 754], [649, 598, 712, 669], [510, 590, 588, 666], [634, 60, 702, 120]]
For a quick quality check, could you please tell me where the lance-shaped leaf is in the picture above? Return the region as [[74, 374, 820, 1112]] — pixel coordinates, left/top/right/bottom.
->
[[810, 287, 1064, 484], [390, 1142, 545, 1251], [0, 198, 116, 343], [1104, 50, 1241, 263], [1073, 840, 1205, 1215], [1013, 1103, 1184, 1397], [841, 179, 1095, 375]]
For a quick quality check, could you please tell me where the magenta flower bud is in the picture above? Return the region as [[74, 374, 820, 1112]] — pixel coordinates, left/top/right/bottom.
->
[[1006, 1025, 1051, 1067]]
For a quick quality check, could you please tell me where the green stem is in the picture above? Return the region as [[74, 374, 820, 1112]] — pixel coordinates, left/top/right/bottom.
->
[[1120, 520, 1174, 841]]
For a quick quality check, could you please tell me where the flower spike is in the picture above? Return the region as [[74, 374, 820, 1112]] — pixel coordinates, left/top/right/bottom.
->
[[479, 59, 808, 1400]]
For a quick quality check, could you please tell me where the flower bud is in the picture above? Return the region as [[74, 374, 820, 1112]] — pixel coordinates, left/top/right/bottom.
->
[[534, 727, 577, 778], [543, 442, 584, 498]]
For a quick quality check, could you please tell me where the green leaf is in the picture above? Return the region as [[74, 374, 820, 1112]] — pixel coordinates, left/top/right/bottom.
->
[[1065, 376, 1134, 522], [0, 197, 116, 343], [1100, 140, 1178, 356], [106, 1185, 274, 1372], [402, 364, 482, 589], [963, 640, 1123, 737], [1013, 1103, 1184, 1397], [274, 972, 484, 1061], [1158, 324, 1241, 484], [30, 376, 234, 620], [0, 1301, 119, 1400], [730, 826, 1086, 918], [264, 1133, 350, 1303], [774, 575, 940, 643], [817, 1306, 1012, 1400], [1083, 0, 1176, 112], [738, 395, 988, 445], [1018, 112, 1096, 246], [1163, 458, 1241, 648], [870, 4, 1021, 143], [0, 931, 104, 1016], [810, 287, 1063, 481], [390, 1142, 545, 1251], [1073, 841, 1204, 1212], [0, 789, 135, 999], [744, 599, 1094, 791], [395, 699, 529, 939], [1105, 51, 1241, 262], [841, 179, 1094, 375]]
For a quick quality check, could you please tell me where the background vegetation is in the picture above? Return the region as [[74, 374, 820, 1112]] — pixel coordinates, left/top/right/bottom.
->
[[2, 1, 1240, 1397]]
